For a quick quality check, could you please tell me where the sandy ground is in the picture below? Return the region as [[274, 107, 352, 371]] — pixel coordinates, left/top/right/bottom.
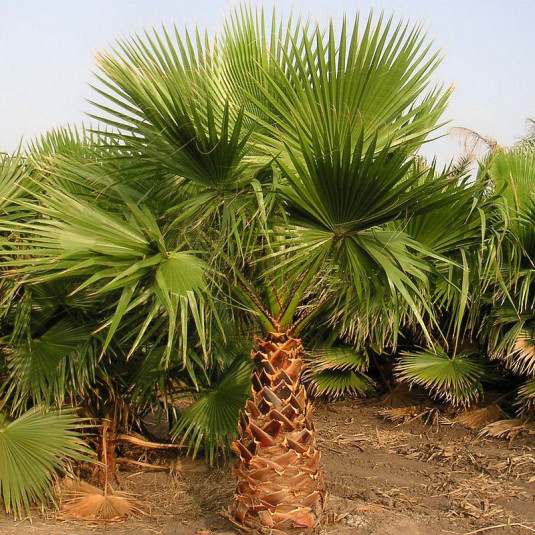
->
[[1, 401, 534, 535]]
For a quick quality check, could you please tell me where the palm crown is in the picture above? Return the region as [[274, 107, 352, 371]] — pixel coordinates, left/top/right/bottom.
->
[[83, 8, 461, 336]]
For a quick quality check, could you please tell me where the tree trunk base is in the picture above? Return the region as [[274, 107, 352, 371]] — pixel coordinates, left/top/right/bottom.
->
[[94, 418, 118, 487], [230, 334, 327, 534]]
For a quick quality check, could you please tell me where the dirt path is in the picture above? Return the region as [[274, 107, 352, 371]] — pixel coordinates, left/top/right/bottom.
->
[[1, 402, 534, 534], [317, 402, 535, 535]]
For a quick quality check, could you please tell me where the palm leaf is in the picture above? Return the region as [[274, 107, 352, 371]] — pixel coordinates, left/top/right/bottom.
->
[[2, 318, 98, 409], [2, 186, 211, 364], [249, 13, 449, 161], [304, 347, 374, 399], [0, 150, 32, 220], [518, 378, 535, 416], [0, 408, 91, 517], [507, 329, 535, 376], [396, 344, 485, 407], [91, 23, 260, 190], [171, 359, 253, 465], [488, 148, 535, 215]]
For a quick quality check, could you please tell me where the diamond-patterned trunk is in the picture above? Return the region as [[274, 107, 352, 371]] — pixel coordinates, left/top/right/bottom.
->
[[229, 333, 326, 534]]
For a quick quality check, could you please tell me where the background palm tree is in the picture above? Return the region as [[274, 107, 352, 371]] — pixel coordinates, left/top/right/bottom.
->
[[478, 144, 535, 419]]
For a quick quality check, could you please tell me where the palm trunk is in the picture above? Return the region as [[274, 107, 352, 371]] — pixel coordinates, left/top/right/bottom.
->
[[230, 333, 326, 534], [94, 418, 118, 487]]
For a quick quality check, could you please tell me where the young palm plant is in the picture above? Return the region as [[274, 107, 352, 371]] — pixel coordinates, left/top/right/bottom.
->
[[2, 7, 468, 533]]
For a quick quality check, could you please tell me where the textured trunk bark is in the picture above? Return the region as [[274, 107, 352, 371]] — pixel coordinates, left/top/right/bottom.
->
[[230, 333, 326, 534], [95, 418, 118, 487]]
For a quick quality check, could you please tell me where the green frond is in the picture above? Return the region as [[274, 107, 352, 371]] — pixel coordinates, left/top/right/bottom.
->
[[171, 359, 253, 465], [517, 378, 535, 416], [91, 24, 261, 190], [249, 13, 449, 159], [0, 408, 91, 517], [304, 347, 374, 399], [505, 328, 535, 376], [277, 135, 462, 238], [488, 148, 535, 215], [2, 185, 211, 364], [398, 172, 490, 339], [307, 371, 374, 400], [305, 346, 369, 373], [0, 150, 32, 220], [26, 124, 89, 161], [2, 319, 98, 409], [396, 344, 485, 407], [484, 306, 535, 373]]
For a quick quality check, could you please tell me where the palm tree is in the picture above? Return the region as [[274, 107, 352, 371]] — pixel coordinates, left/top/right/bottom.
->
[[389, 164, 496, 408], [2, 6, 468, 532], [0, 149, 92, 516], [0, 127, 231, 484], [479, 146, 535, 418]]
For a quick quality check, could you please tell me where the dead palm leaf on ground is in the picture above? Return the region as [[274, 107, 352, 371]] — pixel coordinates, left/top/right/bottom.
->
[[379, 382, 424, 408], [59, 480, 145, 522], [456, 404, 506, 430], [479, 419, 535, 441], [379, 404, 437, 424]]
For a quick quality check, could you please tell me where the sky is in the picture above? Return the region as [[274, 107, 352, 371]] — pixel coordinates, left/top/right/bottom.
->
[[1, 0, 534, 165]]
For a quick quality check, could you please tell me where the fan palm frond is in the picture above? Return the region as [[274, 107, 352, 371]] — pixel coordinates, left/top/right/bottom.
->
[[396, 344, 485, 407], [455, 404, 505, 430], [517, 378, 535, 416], [0, 150, 32, 221], [0, 408, 91, 517], [507, 329, 535, 376], [2, 185, 211, 364], [24, 125, 112, 201], [251, 13, 449, 157], [488, 148, 535, 215], [484, 307, 535, 374], [449, 126, 498, 160], [479, 418, 535, 440], [398, 170, 490, 340], [92, 23, 261, 190], [304, 347, 374, 399], [2, 318, 98, 409], [59, 480, 144, 521], [171, 358, 253, 465]]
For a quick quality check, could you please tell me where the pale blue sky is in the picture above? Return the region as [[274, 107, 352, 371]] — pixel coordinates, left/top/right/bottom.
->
[[1, 1, 534, 165]]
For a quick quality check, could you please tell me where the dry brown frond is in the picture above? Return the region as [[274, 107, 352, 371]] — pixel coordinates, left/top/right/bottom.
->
[[379, 404, 436, 424], [479, 419, 535, 440], [117, 433, 186, 450], [59, 480, 145, 522], [378, 383, 422, 408], [449, 126, 498, 159], [456, 404, 505, 430], [169, 456, 209, 476], [507, 332, 535, 375]]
